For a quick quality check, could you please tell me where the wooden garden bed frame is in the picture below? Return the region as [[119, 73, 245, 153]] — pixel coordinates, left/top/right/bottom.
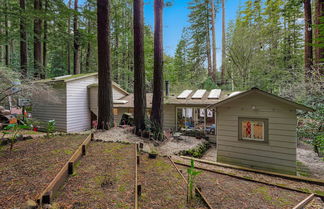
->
[[180, 156, 324, 186], [35, 133, 93, 205], [175, 159, 323, 208]]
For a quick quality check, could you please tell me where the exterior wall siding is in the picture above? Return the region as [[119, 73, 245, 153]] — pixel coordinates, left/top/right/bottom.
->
[[66, 77, 98, 132], [216, 94, 297, 175], [163, 104, 176, 130], [32, 83, 67, 132]]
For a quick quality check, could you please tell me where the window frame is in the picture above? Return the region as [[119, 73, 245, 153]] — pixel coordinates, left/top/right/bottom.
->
[[238, 117, 269, 143]]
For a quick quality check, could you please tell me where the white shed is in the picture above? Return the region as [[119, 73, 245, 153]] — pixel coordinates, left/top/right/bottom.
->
[[32, 73, 128, 133]]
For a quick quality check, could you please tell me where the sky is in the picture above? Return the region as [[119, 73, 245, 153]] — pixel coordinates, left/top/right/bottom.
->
[[78, 0, 246, 69], [143, 0, 245, 68]]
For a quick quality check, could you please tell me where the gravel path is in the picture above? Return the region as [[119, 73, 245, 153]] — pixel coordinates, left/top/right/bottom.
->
[[94, 127, 206, 156]]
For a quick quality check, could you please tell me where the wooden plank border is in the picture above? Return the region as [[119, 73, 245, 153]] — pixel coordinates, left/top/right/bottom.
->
[[174, 161, 324, 199], [134, 143, 138, 209], [180, 156, 324, 186], [168, 156, 213, 209], [35, 133, 93, 205], [292, 193, 315, 209]]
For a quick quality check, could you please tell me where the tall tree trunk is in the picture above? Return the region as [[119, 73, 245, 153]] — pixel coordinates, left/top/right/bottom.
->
[[4, 0, 9, 66], [43, 0, 48, 76], [151, 0, 164, 140], [133, 0, 146, 132], [221, 0, 226, 85], [20, 0, 28, 77], [304, 0, 313, 80], [67, 0, 72, 74], [85, 13, 91, 72], [73, 0, 80, 74], [97, 0, 114, 130], [315, 0, 324, 66], [210, 0, 217, 83], [34, 0, 43, 78]]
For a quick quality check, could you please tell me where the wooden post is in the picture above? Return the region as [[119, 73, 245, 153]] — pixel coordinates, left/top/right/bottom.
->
[[82, 145, 86, 156], [137, 185, 142, 197], [68, 162, 73, 175], [137, 156, 140, 165], [42, 192, 51, 204]]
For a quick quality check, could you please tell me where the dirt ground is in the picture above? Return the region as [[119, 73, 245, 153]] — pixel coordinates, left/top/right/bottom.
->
[[172, 156, 324, 197], [95, 127, 207, 156], [53, 142, 136, 209], [177, 164, 310, 209], [0, 134, 86, 209], [138, 154, 207, 209], [297, 142, 324, 179]]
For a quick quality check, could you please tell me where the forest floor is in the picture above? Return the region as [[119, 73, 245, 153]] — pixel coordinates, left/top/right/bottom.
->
[[177, 163, 309, 209], [95, 127, 207, 156], [52, 142, 136, 209], [138, 154, 207, 209], [0, 134, 86, 208], [172, 156, 324, 198]]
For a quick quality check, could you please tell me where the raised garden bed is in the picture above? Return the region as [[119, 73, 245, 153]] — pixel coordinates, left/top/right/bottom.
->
[[0, 134, 86, 208], [177, 164, 312, 209], [52, 142, 136, 208], [174, 156, 324, 197], [137, 154, 207, 208]]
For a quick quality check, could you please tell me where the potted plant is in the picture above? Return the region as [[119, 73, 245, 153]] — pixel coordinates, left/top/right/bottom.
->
[[148, 148, 158, 159]]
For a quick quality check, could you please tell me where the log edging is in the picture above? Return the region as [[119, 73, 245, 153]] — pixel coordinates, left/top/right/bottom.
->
[[35, 133, 93, 205], [180, 156, 324, 186]]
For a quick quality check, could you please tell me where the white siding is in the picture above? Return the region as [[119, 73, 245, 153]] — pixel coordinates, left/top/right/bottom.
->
[[163, 105, 176, 130], [216, 93, 297, 175], [32, 83, 67, 131], [66, 76, 98, 132]]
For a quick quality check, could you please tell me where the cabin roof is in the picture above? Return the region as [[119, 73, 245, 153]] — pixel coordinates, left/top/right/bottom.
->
[[208, 87, 314, 112]]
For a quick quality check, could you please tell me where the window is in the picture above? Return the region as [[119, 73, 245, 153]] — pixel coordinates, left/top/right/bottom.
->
[[113, 108, 118, 116], [238, 118, 268, 142]]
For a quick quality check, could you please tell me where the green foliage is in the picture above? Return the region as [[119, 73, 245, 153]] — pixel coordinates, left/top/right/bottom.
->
[[4, 123, 29, 154], [187, 159, 201, 203], [145, 119, 164, 141], [225, 0, 304, 92], [46, 120, 56, 138], [179, 142, 210, 158]]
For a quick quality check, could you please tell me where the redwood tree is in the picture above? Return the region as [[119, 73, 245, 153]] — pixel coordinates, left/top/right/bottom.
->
[[67, 0, 72, 74], [151, 0, 164, 140], [4, 0, 9, 66], [97, 0, 114, 130], [74, 0, 80, 74], [20, 0, 27, 77], [210, 0, 217, 83], [221, 0, 226, 85], [133, 0, 146, 132], [303, 0, 313, 80], [315, 0, 324, 65], [34, 0, 43, 78]]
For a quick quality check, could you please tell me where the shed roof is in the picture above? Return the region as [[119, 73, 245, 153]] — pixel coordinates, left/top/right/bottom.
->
[[36, 72, 129, 95], [208, 87, 314, 112], [113, 93, 153, 108]]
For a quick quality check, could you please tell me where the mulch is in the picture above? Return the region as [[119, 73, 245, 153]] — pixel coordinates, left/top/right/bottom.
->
[[52, 142, 136, 209], [138, 154, 208, 209], [177, 164, 311, 209], [0, 134, 86, 209]]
